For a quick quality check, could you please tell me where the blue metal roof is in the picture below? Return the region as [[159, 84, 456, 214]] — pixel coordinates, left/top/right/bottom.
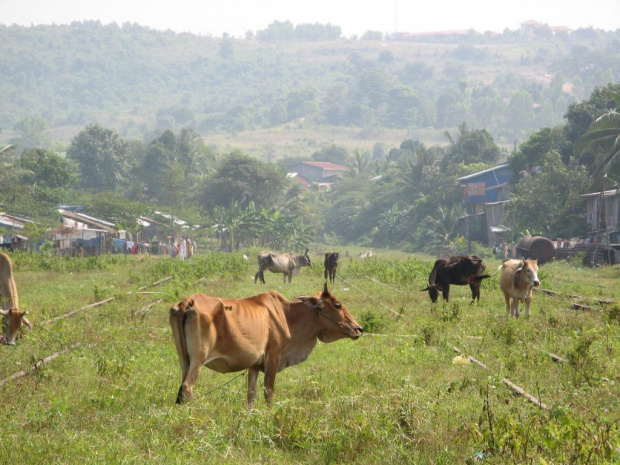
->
[[459, 164, 514, 204]]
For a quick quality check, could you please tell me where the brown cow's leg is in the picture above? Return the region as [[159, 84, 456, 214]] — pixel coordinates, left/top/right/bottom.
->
[[177, 324, 209, 404], [442, 285, 450, 302], [263, 357, 280, 406], [178, 357, 205, 404], [247, 368, 259, 408], [469, 283, 480, 303], [504, 294, 511, 315], [524, 294, 531, 318], [513, 298, 520, 318], [169, 313, 190, 380]]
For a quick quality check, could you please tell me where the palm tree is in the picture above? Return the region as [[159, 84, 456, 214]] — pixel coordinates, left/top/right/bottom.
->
[[212, 201, 261, 252], [576, 108, 620, 181], [0, 143, 33, 207], [416, 205, 461, 252], [348, 149, 372, 175]]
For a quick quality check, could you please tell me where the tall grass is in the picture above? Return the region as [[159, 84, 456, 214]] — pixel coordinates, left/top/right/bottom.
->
[[1, 250, 619, 463]]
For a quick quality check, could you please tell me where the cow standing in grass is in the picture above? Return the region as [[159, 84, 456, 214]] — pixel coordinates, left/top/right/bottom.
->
[[324, 252, 339, 283], [421, 255, 491, 303], [169, 283, 363, 406], [0, 251, 31, 345], [254, 249, 311, 284], [499, 258, 540, 318]]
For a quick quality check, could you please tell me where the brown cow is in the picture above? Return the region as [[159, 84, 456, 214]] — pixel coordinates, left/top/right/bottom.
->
[[324, 252, 339, 283], [0, 251, 31, 345], [499, 258, 540, 318], [169, 283, 363, 406]]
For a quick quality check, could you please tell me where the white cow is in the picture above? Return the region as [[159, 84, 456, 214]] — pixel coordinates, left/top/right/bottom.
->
[[254, 249, 312, 284], [499, 258, 540, 318]]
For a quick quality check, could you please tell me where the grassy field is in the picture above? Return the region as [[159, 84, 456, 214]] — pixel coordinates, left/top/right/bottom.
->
[[1, 249, 619, 464]]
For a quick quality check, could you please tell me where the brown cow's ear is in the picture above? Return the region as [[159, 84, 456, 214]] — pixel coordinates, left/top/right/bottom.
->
[[185, 298, 195, 309], [298, 296, 323, 309]]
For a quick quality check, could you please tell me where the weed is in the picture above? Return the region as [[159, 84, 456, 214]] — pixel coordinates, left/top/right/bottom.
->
[[358, 310, 385, 333], [440, 303, 461, 322], [95, 355, 130, 379], [604, 304, 620, 325], [567, 332, 599, 386], [421, 325, 436, 346], [491, 320, 517, 345], [92, 285, 107, 301]]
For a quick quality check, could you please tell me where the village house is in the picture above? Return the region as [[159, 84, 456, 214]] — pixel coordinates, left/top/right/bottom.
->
[[457, 164, 515, 245], [581, 188, 620, 243], [288, 161, 349, 190]]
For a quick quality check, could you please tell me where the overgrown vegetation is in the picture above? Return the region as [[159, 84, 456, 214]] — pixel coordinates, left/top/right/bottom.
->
[[1, 251, 618, 463]]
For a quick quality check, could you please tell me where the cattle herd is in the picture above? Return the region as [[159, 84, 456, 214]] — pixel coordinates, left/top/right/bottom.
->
[[1, 247, 543, 407]]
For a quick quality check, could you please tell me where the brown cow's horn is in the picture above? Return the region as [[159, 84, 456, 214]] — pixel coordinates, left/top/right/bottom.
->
[[420, 286, 430, 291], [322, 282, 329, 294]]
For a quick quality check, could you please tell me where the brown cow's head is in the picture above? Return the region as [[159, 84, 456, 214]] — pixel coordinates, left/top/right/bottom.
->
[[298, 283, 363, 343], [515, 259, 540, 287], [470, 256, 487, 274], [421, 284, 440, 303], [1, 309, 32, 346], [300, 248, 312, 268]]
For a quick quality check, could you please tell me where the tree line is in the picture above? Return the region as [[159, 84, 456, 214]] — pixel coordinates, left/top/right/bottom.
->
[[1, 21, 619, 146], [2, 83, 619, 253]]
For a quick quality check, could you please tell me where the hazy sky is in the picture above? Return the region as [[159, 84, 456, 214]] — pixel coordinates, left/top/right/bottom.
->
[[1, 0, 619, 38]]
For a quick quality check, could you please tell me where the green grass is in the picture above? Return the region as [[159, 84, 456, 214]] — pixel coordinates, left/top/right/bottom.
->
[[1, 250, 619, 463]]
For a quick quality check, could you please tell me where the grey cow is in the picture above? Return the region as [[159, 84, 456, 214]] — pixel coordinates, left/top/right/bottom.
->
[[254, 249, 311, 284]]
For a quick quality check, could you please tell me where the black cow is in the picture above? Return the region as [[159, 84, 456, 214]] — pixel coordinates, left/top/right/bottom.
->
[[421, 255, 490, 303], [324, 252, 339, 283]]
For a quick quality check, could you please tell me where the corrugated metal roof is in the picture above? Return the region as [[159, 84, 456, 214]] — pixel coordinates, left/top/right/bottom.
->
[[457, 164, 512, 182], [302, 162, 349, 171], [581, 189, 620, 198]]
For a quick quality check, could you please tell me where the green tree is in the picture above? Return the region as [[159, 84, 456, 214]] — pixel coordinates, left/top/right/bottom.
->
[[386, 86, 420, 128], [218, 33, 234, 59], [508, 90, 534, 135], [563, 83, 620, 165], [311, 145, 349, 165], [0, 143, 32, 211], [442, 123, 501, 168], [67, 124, 129, 190], [415, 205, 461, 252], [510, 152, 591, 238], [509, 126, 566, 174], [575, 108, 620, 182], [201, 151, 288, 210], [11, 117, 52, 151], [21, 149, 77, 188], [212, 201, 261, 251]]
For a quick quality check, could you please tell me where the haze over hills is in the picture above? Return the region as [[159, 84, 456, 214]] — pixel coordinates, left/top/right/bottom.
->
[[1, 20, 619, 158]]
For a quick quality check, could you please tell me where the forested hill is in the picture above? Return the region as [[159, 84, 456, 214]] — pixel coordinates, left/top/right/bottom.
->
[[1, 21, 619, 150]]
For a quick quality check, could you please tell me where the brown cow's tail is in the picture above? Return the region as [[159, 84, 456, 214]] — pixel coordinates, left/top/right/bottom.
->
[[170, 300, 192, 404], [468, 274, 491, 283], [428, 260, 441, 286]]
